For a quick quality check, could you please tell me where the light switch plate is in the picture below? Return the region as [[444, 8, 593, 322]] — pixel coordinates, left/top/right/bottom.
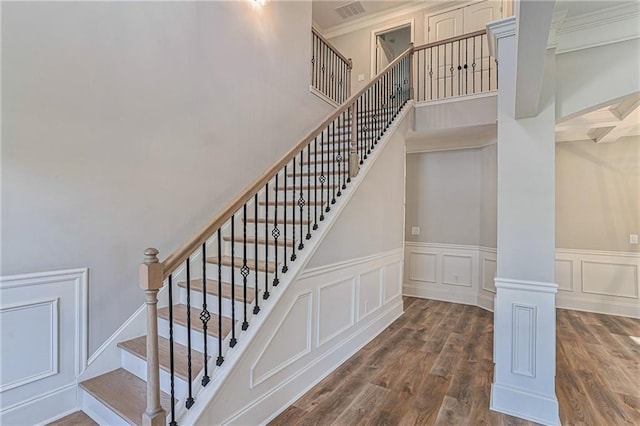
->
[[357, 73, 365, 81], [411, 227, 420, 235], [630, 234, 639, 244]]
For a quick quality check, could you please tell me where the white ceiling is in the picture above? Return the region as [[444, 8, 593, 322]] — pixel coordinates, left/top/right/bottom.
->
[[556, 93, 640, 144], [555, 0, 638, 19], [312, 0, 417, 31]]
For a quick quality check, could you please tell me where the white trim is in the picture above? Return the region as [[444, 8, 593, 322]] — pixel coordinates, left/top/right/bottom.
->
[[414, 91, 497, 108], [309, 85, 339, 108], [490, 383, 560, 426], [486, 16, 516, 57], [494, 277, 559, 294], [369, 18, 415, 79], [0, 298, 59, 392], [1, 383, 78, 426], [556, 247, 640, 258], [300, 247, 403, 279], [316, 277, 356, 347]]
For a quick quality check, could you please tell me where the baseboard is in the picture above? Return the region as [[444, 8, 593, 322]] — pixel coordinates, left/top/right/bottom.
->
[[309, 85, 339, 108], [556, 296, 640, 319], [491, 383, 560, 426], [1, 383, 77, 426], [477, 292, 495, 312], [403, 282, 478, 306]]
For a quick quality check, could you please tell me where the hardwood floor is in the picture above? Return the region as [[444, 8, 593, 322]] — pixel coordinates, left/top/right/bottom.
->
[[46, 411, 97, 426], [270, 297, 640, 426]]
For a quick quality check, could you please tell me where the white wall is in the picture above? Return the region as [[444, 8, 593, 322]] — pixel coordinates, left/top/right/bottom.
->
[[556, 136, 640, 253], [1, 1, 333, 355]]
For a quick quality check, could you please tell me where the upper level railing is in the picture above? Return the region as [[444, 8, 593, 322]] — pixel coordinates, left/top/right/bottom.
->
[[138, 46, 413, 425], [413, 29, 497, 102], [311, 27, 352, 104]]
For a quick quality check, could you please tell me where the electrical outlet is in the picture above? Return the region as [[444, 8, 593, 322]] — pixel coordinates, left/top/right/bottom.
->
[[411, 227, 420, 235], [357, 73, 365, 81], [630, 234, 639, 244]]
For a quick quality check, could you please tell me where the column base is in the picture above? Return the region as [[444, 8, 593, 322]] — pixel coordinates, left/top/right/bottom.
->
[[491, 382, 560, 426]]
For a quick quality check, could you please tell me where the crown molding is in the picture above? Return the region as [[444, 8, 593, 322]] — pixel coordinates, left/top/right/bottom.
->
[[555, 2, 640, 54], [547, 10, 567, 50], [486, 16, 517, 57], [322, 0, 476, 40]]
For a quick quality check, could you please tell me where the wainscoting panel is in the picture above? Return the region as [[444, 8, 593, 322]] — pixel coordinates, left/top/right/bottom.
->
[[0, 269, 88, 425], [404, 243, 479, 306], [404, 243, 640, 318], [199, 249, 404, 425], [511, 304, 536, 377]]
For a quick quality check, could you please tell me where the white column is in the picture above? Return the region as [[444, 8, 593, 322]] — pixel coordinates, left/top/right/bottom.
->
[[487, 17, 560, 426]]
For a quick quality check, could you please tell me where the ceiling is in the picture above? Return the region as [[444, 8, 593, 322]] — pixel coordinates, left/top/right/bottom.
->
[[554, 0, 638, 20], [556, 93, 640, 144], [312, 0, 416, 31]]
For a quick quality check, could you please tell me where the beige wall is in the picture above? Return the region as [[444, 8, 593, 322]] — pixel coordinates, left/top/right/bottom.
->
[[556, 136, 640, 252], [405, 146, 494, 246], [307, 112, 409, 268], [1, 1, 332, 353]]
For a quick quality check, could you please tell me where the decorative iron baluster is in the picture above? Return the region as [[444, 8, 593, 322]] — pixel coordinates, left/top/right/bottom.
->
[[306, 144, 311, 240], [336, 113, 343, 198], [241, 206, 249, 330], [253, 194, 260, 313], [273, 175, 280, 285], [168, 274, 177, 426], [313, 136, 319, 230], [263, 182, 270, 300], [185, 258, 194, 408], [330, 121, 336, 205], [473, 36, 477, 93], [320, 131, 326, 220], [229, 216, 237, 347], [216, 231, 224, 366], [283, 165, 289, 272], [200, 243, 210, 386], [298, 150, 305, 250]]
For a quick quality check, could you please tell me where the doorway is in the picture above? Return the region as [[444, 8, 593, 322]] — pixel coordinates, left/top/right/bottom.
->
[[370, 20, 414, 77]]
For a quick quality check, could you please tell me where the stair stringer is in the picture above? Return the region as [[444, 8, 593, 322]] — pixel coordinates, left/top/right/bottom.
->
[[178, 101, 414, 425]]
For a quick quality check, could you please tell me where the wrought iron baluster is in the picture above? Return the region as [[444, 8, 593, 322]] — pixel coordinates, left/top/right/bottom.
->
[[488, 34, 492, 91], [253, 194, 260, 313], [298, 150, 305, 250], [320, 132, 326, 221], [200, 243, 210, 386], [216, 231, 224, 366], [330, 121, 336, 205], [167, 274, 177, 426], [313, 137, 319, 230], [273, 175, 280, 285], [229, 216, 237, 347], [481, 35, 484, 92], [306, 145, 312, 239], [336, 113, 343, 197], [185, 258, 194, 408], [473, 36, 477, 94], [263, 183, 270, 300], [283, 166, 289, 273], [291, 157, 297, 261], [241, 206, 249, 330]]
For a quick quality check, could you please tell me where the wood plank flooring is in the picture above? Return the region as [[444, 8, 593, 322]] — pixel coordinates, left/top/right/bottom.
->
[[46, 411, 97, 426], [270, 297, 640, 426]]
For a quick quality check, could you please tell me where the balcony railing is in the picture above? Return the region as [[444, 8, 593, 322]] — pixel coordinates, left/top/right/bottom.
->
[[413, 29, 497, 102], [311, 27, 352, 104]]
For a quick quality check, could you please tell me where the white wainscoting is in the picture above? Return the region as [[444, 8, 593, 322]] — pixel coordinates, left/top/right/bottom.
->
[[192, 248, 404, 425], [404, 242, 640, 318], [555, 248, 640, 318], [0, 269, 88, 425]]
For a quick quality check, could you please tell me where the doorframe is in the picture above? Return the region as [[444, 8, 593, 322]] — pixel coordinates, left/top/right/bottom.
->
[[370, 18, 415, 78]]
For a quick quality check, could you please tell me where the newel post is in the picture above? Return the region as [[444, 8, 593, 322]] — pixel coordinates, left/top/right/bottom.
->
[[139, 248, 167, 426], [349, 101, 360, 179]]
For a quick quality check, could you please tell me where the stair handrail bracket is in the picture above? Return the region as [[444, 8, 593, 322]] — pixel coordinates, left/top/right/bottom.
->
[[140, 44, 413, 425]]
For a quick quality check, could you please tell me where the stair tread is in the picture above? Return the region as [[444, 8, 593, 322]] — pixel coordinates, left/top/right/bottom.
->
[[46, 411, 97, 426], [80, 368, 172, 426], [158, 304, 234, 338], [275, 183, 338, 191], [207, 255, 277, 273], [245, 216, 312, 226], [223, 234, 295, 247], [177, 278, 256, 303], [118, 335, 207, 382]]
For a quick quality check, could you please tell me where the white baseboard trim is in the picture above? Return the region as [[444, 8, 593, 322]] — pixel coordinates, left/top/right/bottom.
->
[[403, 282, 477, 306], [491, 383, 560, 426], [1, 383, 77, 426], [309, 85, 339, 108], [556, 296, 640, 319], [477, 292, 495, 312]]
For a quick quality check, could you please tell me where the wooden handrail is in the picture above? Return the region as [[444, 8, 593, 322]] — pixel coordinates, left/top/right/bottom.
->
[[312, 27, 352, 68], [161, 45, 413, 277], [413, 29, 487, 52]]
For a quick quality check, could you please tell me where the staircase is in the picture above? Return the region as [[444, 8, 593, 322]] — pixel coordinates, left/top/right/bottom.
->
[[76, 47, 413, 425]]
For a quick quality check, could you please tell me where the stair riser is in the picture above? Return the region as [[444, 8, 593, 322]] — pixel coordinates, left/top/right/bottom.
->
[[158, 316, 231, 356], [242, 222, 319, 240], [80, 389, 129, 426], [256, 203, 328, 219], [120, 349, 189, 398], [178, 286, 251, 318]]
